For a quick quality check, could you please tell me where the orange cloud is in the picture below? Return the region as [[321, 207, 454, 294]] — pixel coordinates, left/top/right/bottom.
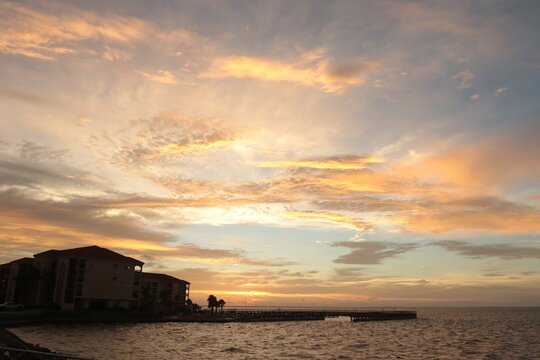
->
[[0, 1, 149, 60], [136, 70, 178, 84], [397, 197, 540, 234], [0, 190, 289, 266], [94, 111, 249, 167], [258, 155, 383, 170], [200, 53, 379, 93], [284, 210, 371, 233], [0, 2, 206, 63], [157, 139, 236, 153], [395, 127, 540, 193]]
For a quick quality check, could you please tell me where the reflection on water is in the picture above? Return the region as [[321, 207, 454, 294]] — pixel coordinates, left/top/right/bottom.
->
[[10, 308, 540, 360]]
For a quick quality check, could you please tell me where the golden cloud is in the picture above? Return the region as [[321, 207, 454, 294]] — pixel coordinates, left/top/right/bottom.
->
[[157, 139, 236, 153], [283, 210, 371, 233], [0, 1, 149, 60], [257, 155, 384, 170], [0, 190, 288, 266], [0, 2, 205, 62], [94, 111, 250, 167], [200, 53, 379, 93], [394, 127, 540, 193], [397, 197, 540, 234], [136, 70, 178, 85]]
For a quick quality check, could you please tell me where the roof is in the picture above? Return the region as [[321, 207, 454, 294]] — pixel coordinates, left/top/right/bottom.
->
[[34, 245, 144, 266], [0, 257, 34, 267], [143, 272, 190, 284]]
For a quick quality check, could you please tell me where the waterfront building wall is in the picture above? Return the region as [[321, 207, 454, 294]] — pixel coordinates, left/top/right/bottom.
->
[[0, 245, 190, 312], [0, 258, 36, 304], [141, 272, 190, 313]]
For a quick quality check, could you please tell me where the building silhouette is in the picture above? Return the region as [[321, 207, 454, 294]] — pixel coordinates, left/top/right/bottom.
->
[[0, 258, 36, 305], [141, 272, 190, 314], [0, 245, 190, 312]]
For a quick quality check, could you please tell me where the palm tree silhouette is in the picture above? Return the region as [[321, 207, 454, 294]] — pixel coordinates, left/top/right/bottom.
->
[[218, 299, 226, 314], [207, 294, 218, 314]]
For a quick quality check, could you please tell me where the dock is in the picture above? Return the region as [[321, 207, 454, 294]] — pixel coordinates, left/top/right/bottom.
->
[[0, 308, 417, 328], [225, 309, 417, 322]]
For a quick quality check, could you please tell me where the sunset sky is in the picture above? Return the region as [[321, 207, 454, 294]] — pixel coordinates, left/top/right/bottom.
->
[[1, 0, 539, 306]]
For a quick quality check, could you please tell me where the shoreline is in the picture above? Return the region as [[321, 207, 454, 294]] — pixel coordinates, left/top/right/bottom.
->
[[0, 311, 238, 329], [0, 327, 56, 359]]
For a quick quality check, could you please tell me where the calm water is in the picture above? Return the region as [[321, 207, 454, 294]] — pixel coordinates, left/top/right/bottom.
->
[[10, 308, 540, 360]]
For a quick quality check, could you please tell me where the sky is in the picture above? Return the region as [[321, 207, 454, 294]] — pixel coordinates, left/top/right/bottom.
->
[[1, 0, 539, 307]]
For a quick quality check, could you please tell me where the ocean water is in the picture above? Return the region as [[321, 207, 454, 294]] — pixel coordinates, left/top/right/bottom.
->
[[10, 308, 540, 360]]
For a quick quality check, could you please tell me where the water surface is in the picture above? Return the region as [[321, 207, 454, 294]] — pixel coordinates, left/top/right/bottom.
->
[[11, 308, 540, 359]]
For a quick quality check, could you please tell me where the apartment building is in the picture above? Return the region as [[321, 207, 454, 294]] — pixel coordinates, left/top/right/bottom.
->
[[143, 273, 190, 302], [0, 257, 36, 305], [33, 245, 145, 310], [1, 245, 191, 311]]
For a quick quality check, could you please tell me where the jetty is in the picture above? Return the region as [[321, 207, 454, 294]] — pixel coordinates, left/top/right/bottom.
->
[[225, 308, 417, 322], [0, 308, 417, 329]]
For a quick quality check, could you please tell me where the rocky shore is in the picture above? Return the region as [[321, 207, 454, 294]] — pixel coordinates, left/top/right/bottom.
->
[[0, 327, 54, 360]]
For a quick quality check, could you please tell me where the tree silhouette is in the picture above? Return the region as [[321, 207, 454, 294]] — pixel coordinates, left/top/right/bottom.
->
[[207, 294, 218, 314], [185, 298, 200, 313], [218, 299, 226, 314]]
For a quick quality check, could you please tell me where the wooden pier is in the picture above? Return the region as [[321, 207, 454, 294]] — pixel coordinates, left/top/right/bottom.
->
[[225, 309, 417, 322], [349, 310, 417, 322]]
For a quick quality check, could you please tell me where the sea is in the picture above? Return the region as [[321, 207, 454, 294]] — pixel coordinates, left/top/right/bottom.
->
[[9, 308, 540, 360]]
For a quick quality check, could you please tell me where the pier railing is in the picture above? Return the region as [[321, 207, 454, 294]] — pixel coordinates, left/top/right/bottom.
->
[[223, 308, 417, 322]]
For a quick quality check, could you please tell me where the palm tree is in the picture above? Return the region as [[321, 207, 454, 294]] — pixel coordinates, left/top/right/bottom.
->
[[207, 294, 218, 314], [218, 299, 226, 314]]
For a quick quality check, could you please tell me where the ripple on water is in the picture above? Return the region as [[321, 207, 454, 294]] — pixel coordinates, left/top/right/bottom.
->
[[8, 308, 540, 360]]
